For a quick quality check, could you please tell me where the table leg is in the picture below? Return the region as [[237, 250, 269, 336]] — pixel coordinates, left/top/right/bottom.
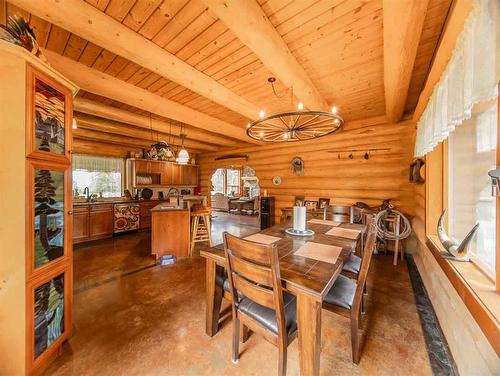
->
[[205, 259, 223, 337], [297, 293, 322, 376]]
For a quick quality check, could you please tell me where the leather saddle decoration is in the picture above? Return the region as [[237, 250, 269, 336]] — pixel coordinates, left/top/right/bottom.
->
[[409, 158, 425, 184]]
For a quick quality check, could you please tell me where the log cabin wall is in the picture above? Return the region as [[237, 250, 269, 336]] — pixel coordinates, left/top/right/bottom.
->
[[198, 118, 416, 224]]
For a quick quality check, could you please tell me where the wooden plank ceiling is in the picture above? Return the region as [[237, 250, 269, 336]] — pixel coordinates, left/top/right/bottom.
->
[[5, 0, 451, 153]]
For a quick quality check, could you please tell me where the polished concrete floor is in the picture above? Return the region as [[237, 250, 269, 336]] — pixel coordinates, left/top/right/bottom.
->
[[46, 214, 432, 375]]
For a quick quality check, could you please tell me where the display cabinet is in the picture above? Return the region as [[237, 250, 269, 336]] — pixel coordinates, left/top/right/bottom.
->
[[0, 41, 77, 376]]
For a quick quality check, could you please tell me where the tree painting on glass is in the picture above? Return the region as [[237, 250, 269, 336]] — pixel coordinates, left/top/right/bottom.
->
[[34, 169, 64, 268], [34, 274, 64, 358], [34, 79, 65, 155]]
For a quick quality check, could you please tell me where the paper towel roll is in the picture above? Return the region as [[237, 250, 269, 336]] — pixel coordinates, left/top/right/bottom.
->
[[293, 206, 307, 231]]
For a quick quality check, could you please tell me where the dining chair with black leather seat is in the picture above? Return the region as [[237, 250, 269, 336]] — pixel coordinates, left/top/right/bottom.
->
[[322, 218, 377, 364], [223, 232, 297, 376], [323, 204, 354, 223], [341, 214, 375, 279]]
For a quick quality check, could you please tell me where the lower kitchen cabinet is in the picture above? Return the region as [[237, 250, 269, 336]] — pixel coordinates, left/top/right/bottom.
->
[[139, 201, 159, 230], [89, 205, 114, 239], [73, 206, 90, 243], [73, 204, 114, 244]]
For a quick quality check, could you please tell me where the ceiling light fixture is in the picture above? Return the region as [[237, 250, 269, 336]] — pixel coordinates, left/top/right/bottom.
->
[[246, 77, 343, 142], [176, 124, 189, 164]]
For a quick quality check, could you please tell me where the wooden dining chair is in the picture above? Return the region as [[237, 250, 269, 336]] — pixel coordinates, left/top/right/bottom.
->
[[322, 218, 377, 364], [342, 214, 375, 278], [323, 205, 353, 223], [223, 232, 297, 376]]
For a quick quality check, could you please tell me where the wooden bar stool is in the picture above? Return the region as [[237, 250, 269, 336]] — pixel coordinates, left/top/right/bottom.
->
[[190, 205, 212, 256]]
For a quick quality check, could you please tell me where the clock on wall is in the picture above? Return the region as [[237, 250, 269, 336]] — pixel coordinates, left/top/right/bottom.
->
[[272, 176, 282, 186]]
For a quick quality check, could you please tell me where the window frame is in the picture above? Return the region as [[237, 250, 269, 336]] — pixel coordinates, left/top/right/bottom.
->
[[72, 155, 124, 198], [424, 90, 500, 355]]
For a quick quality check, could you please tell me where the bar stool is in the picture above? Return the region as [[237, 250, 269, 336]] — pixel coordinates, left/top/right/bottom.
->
[[190, 205, 212, 256]]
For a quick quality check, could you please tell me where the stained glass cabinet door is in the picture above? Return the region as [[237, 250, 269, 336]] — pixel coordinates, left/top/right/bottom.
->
[[26, 66, 73, 164], [28, 159, 71, 276], [27, 266, 72, 370]]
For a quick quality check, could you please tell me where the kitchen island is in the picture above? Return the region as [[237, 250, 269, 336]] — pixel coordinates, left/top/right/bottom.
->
[[151, 203, 191, 259]]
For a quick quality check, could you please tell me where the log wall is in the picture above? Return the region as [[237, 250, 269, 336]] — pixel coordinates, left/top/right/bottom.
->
[[198, 118, 416, 222]]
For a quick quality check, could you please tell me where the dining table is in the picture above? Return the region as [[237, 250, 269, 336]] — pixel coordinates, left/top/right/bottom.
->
[[200, 220, 366, 376]]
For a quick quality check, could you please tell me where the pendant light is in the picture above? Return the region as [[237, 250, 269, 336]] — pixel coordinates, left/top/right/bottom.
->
[[176, 124, 189, 164]]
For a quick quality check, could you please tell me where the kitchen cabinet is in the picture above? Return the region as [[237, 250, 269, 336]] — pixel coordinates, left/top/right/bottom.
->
[[128, 159, 199, 188], [183, 165, 198, 186], [170, 163, 183, 185], [89, 205, 114, 239], [1, 44, 77, 375], [73, 206, 90, 243], [139, 201, 159, 230], [73, 204, 113, 243]]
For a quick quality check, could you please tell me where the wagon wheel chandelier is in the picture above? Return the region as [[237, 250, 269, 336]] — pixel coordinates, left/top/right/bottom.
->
[[246, 77, 344, 142]]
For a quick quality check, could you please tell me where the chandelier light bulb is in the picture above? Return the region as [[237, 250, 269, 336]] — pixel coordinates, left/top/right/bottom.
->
[[283, 132, 289, 140], [297, 102, 304, 110], [246, 123, 251, 129], [331, 106, 337, 114], [259, 131, 264, 138], [259, 110, 265, 119], [72, 118, 78, 129]]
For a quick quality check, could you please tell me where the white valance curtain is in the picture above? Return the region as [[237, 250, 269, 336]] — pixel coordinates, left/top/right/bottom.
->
[[72, 154, 123, 173], [414, 0, 499, 157]]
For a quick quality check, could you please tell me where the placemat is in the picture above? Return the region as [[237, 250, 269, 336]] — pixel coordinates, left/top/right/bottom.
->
[[325, 227, 361, 239], [307, 219, 341, 226], [244, 233, 281, 245], [294, 242, 342, 264]]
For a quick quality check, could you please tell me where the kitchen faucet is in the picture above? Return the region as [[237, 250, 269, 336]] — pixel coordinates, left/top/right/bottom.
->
[[83, 187, 91, 202], [166, 187, 180, 205]]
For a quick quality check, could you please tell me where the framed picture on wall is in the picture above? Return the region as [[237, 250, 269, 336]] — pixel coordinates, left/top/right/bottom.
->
[[294, 195, 305, 206], [318, 198, 330, 209], [304, 200, 318, 209]]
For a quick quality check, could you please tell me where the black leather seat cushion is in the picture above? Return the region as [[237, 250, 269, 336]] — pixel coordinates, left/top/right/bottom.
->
[[342, 253, 361, 274], [215, 272, 231, 292], [237, 292, 297, 336], [324, 274, 356, 309]]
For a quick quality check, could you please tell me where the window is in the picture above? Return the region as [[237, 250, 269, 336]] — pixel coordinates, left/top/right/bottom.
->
[[72, 155, 124, 198], [210, 167, 241, 196], [447, 104, 498, 274], [226, 169, 240, 196]]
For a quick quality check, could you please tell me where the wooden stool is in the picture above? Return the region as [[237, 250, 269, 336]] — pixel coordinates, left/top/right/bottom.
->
[[190, 206, 212, 256]]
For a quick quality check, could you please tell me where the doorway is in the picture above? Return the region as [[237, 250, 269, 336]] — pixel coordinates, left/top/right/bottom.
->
[[209, 165, 261, 244]]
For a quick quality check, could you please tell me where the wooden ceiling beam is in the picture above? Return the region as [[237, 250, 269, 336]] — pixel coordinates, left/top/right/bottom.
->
[[383, 0, 429, 123], [74, 97, 242, 148], [73, 129, 204, 155], [73, 138, 142, 158], [74, 113, 218, 152], [9, 0, 261, 120], [202, 0, 328, 111], [44, 50, 259, 144]]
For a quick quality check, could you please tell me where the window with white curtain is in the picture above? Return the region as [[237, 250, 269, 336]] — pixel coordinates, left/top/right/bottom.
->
[[72, 155, 124, 198], [448, 103, 498, 274]]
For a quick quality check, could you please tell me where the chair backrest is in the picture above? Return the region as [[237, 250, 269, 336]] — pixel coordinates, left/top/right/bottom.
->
[[223, 232, 286, 336], [351, 217, 377, 313], [323, 205, 353, 223]]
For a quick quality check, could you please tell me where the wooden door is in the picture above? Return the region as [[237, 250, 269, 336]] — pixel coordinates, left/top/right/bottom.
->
[[73, 206, 90, 243], [89, 205, 114, 240]]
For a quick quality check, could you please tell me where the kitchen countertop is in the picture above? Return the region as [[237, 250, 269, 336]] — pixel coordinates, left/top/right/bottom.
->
[[150, 203, 189, 212], [73, 195, 206, 207]]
